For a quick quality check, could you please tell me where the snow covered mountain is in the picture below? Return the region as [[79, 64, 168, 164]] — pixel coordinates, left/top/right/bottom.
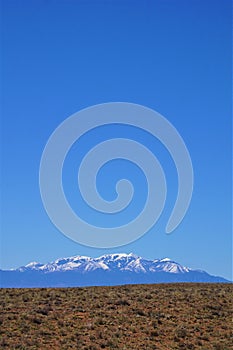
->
[[0, 253, 229, 288], [16, 253, 190, 274]]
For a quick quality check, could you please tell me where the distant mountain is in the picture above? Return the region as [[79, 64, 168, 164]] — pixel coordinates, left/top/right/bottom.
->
[[0, 253, 229, 288]]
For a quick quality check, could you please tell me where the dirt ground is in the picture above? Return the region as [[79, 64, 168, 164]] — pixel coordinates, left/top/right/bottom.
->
[[0, 283, 232, 349]]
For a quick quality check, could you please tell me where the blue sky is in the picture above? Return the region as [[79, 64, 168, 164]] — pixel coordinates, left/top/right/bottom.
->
[[1, 0, 232, 280]]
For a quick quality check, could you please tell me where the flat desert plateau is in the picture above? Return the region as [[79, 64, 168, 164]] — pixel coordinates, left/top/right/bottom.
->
[[0, 283, 232, 349]]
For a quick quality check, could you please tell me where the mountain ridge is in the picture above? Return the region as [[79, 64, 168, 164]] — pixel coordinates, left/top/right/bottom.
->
[[16, 253, 190, 274], [0, 253, 229, 288]]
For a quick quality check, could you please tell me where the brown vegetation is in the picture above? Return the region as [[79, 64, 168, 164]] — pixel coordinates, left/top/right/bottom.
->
[[0, 283, 232, 349]]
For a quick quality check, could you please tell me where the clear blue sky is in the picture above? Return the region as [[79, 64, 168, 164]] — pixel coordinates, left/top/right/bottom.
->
[[1, 0, 232, 280]]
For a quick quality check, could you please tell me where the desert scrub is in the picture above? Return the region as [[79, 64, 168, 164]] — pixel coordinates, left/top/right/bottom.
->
[[0, 283, 232, 349]]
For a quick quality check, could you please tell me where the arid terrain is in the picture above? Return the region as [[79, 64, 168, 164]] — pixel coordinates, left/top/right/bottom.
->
[[0, 283, 232, 349]]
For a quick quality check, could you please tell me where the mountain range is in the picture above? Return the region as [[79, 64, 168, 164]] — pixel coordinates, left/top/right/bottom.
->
[[0, 253, 229, 288]]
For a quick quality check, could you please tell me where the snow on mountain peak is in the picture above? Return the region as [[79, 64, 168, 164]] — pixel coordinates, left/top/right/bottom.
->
[[97, 253, 139, 261], [25, 261, 40, 267], [160, 258, 171, 262], [16, 253, 191, 274]]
